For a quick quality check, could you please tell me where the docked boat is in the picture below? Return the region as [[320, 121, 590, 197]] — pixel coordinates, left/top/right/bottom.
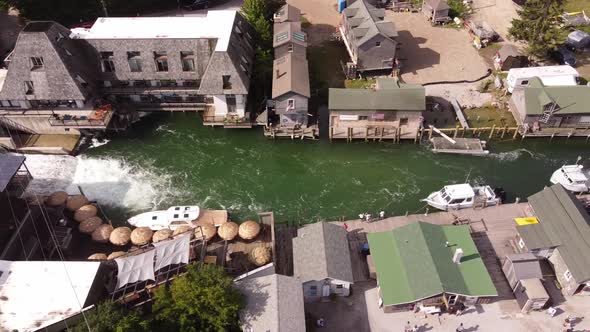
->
[[422, 184, 501, 211], [550, 165, 589, 193], [128, 206, 200, 230]]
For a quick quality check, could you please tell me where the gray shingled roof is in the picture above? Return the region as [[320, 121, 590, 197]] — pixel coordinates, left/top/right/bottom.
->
[[272, 54, 310, 99], [424, 0, 450, 11], [329, 82, 425, 111], [292, 222, 354, 283], [0, 21, 98, 101], [0, 153, 25, 192], [520, 184, 590, 283], [236, 273, 305, 332], [343, 0, 397, 46]]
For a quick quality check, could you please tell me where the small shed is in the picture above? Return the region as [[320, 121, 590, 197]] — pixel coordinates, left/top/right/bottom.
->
[[567, 30, 590, 51], [494, 44, 528, 71], [502, 254, 550, 313]]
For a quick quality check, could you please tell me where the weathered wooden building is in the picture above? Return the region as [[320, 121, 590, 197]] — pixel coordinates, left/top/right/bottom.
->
[[328, 78, 425, 141], [292, 222, 354, 302], [340, 0, 398, 73], [510, 77, 590, 130], [367, 222, 498, 313], [514, 184, 590, 296]]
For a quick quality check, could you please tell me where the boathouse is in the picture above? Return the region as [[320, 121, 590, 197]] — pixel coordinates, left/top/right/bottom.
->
[[329, 78, 425, 141], [235, 267, 305, 332], [510, 77, 590, 131], [339, 0, 398, 73], [292, 222, 354, 301], [367, 222, 497, 313], [514, 184, 590, 296]]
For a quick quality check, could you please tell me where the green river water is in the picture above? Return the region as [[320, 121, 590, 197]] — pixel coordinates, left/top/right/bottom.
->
[[83, 113, 589, 224]]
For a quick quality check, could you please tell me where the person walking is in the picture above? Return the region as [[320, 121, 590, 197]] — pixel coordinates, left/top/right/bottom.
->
[[404, 321, 412, 332], [456, 323, 464, 332]]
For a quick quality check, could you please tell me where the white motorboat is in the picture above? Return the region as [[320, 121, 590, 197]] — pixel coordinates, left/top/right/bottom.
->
[[550, 165, 589, 193], [422, 184, 501, 211], [128, 205, 200, 231]]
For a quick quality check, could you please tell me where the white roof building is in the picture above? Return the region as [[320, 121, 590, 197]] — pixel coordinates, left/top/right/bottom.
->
[[70, 10, 239, 51], [0, 260, 102, 331], [506, 65, 579, 92]]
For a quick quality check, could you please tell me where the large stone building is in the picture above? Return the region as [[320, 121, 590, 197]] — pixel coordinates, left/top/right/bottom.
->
[[0, 10, 255, 138]]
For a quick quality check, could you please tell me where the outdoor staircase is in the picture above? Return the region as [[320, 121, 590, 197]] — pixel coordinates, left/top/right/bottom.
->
[[0, 116, 38, 134]]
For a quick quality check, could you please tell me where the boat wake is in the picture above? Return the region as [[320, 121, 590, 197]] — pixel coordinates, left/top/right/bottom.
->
[[24, 155, 184, 212], [488, 148, 537, 162]]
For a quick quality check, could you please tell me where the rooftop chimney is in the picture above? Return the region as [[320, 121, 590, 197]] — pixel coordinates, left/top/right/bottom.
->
[[453, 248, 464, 264]]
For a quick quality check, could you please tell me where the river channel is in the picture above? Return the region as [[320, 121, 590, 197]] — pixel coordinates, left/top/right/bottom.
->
[[24, 113, 590, 224]]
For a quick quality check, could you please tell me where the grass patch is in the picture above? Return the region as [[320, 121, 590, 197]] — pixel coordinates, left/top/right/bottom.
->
[[565, 0, 590, 13], [344, 79, 376, 89], [464, 106, 517, 127], [307, 41, 348, 104]]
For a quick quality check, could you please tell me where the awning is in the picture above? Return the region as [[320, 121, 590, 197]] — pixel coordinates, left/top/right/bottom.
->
[[115, 250, 155, 289], [153, 234, 190, 272]]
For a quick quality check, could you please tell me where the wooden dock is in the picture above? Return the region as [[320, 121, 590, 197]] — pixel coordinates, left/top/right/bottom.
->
[[263, 125, 319, 140], [332, 203, 531, 299], [431, 137, 489, 155]]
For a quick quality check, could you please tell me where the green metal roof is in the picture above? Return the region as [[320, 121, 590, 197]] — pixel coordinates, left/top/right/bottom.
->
[[523, 184, 590, 283], [367, 222, 497, 306], [328, 83, 425, 111], [524, 77, 590, 115]]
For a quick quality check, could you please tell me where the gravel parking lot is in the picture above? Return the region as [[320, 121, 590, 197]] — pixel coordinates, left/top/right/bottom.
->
[[388, 12, 490, 84]]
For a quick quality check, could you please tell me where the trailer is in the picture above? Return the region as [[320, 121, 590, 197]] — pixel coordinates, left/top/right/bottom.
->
[[505, 65, 579, 93]]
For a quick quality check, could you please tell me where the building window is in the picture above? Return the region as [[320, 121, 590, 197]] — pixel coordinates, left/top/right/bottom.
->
[[376, 41, 381, 47], [336, 284, 343, 289], [400, 117, 408, 126], [160, 80, 177, 87], [100, 52, 115, 72], [30, 57, 44, 70], [205, 96, 214, 104], [359, 116, 368, 120], [518, 238, 525, 249], [127, 52, 142, 72], [134, 80, 149, 88], [24, 81, 34, 95], [183, 79, 199, 87], [154, 52, 168, 72], [564, 270, 572, 281], [310, 285, 318, 296], [9, 100, 20, 107], [181, 52, 195, 72], [287, 99, 295, 109], [288, 43, 294, 53], [222, 75, 232, 89]]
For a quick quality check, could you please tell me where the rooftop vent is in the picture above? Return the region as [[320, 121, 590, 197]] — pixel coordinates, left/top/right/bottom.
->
[[453, 248, 464, 264]]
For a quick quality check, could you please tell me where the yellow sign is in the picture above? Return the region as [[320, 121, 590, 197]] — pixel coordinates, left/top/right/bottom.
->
[[515, 217, 539, 226]]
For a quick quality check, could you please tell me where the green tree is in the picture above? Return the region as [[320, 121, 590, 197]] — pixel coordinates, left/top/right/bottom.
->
[[508, 0, 564, 58], [71, 301, 147, 332], [152, 265, 244, 332]]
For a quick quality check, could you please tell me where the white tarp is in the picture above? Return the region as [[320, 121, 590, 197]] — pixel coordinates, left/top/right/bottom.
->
[[115, 250, 155, 289], [0, 260, 101, 331], [153, 235, 190, 272]]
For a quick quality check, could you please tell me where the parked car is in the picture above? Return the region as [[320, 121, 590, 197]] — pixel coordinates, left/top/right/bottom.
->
[[550, 47, 577, 66], [183, 0, 209, 10]]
